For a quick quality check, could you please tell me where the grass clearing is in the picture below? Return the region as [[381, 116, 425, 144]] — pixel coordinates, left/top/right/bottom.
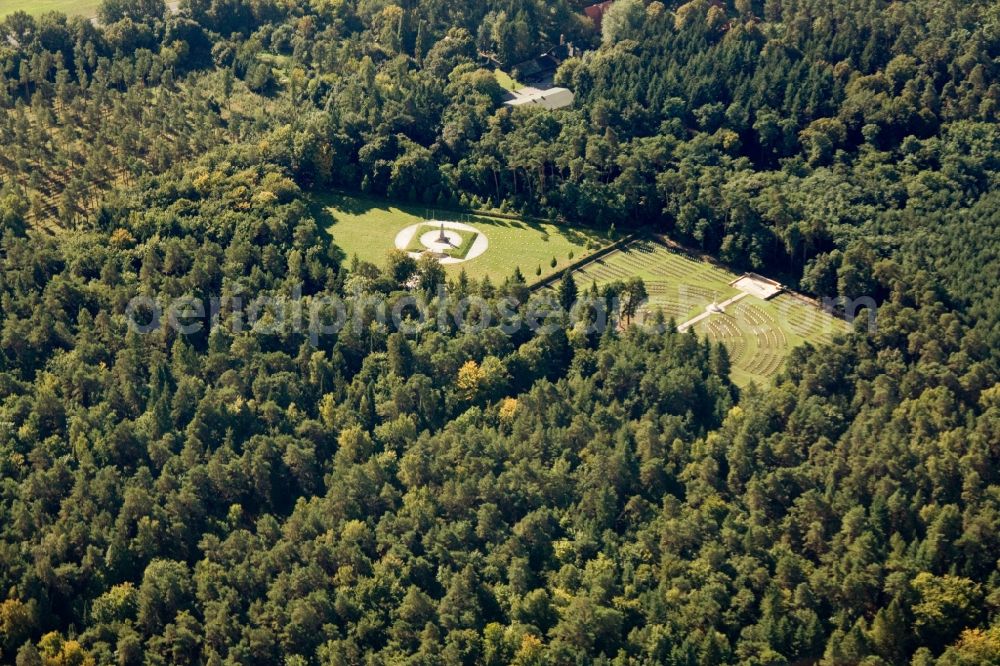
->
[[1, 0, 103, 19], [573, 239, 740, 322], [563, 238, 849, 386], [494, 70, 524, 92], [313, 194, 846, 386], [311, 192, 609, 283], [446, 230, 479, 260]]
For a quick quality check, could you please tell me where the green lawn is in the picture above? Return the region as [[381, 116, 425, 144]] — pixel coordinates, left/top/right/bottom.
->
[[572, 240, 740, 322], [313, 194, 846, 386], [312, 192, 609, 283], [1, 0, 103, 18], [495, 70, 524, 92], [564, 238, 849, 386], [692, 294, 847, 387]]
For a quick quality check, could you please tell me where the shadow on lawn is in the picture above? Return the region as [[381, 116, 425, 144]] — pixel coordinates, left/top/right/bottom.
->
[[308, 208, 340, 258], [310, 191, 604, 249]]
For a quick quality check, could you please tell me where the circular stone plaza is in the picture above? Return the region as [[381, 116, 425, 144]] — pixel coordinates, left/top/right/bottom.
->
[[393, 220, 489, 265]]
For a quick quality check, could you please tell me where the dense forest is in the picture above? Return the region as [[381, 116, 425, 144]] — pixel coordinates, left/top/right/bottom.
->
[[0, 0, 998, 664]]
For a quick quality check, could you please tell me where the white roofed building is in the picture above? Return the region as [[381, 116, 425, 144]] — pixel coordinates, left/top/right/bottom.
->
[[504, 87, 574, 111]]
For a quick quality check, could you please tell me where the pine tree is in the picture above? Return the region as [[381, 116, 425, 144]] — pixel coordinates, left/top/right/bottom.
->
[[558, 270, 578, 312]]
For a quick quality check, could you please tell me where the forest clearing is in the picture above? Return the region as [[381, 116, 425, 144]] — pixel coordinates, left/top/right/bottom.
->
[[552, 238, 848, 385]]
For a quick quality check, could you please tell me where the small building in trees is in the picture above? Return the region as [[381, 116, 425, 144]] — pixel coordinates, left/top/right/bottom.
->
[[584, 1, 616, 30], [504, 87, 574, 110], [509, 42, 578, 85]]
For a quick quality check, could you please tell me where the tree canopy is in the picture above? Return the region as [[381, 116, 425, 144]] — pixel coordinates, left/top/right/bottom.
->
[[0, 0, 998, 663]]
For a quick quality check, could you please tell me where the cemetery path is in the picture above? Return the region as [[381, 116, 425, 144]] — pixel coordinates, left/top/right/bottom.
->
[[677, 292, 749, 332]]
